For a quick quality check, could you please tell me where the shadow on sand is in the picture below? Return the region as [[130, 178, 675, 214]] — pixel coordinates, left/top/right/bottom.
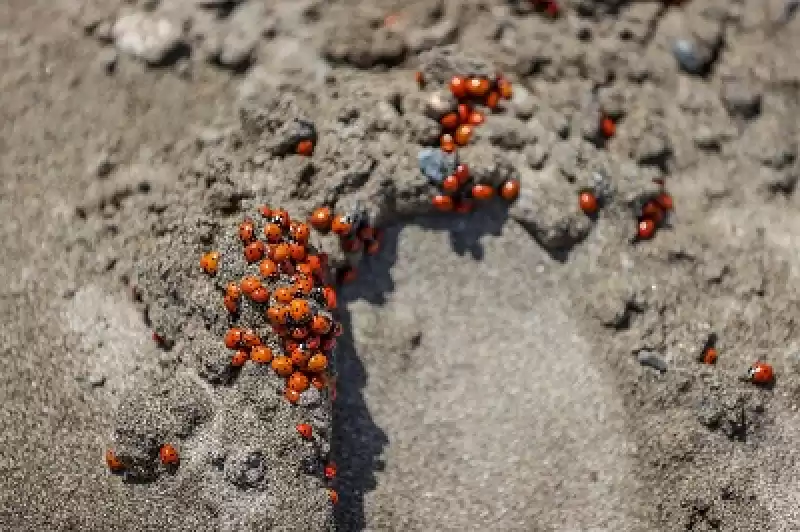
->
[[331, 204, 509, 531]]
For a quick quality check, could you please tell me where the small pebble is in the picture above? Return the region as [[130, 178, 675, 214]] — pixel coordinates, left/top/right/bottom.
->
[[672, 39, 703, 74], [418, 148, 457, 185], [637, 350, 668, 372]]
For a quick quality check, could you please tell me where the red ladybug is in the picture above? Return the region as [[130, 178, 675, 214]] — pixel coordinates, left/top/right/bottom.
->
[[748, 362, 774, 385], [296, 423, 313, 439]]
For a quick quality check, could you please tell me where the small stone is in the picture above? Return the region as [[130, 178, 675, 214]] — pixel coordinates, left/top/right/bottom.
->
[[113, 13, 186, 66], [217, 31, 257, 70], [418, 148, 457, 185], [425, 90, 458, 121], [93, 153, 117, 178], [720, 80, 762, 120], [672, 39, 705, 75], [96, 48, 118, 75], [525, 144, 548, 170], [637, 350, 667, 372], [88, 372, 107, 387]]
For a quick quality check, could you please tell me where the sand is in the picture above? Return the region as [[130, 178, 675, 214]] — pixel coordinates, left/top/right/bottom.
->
[[2, 0, 800, 531]]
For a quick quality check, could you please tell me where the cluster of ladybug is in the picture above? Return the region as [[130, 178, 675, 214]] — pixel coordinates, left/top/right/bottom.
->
[[577, 178, 675, 242], [308, 204, 384, 286], [105, 443, 179, 474], [699, 334, 776, 386], [417, 71, 522, 212], [199, 206, 341, 405]]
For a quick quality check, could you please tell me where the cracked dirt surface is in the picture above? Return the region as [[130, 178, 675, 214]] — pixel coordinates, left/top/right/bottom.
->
[[2, 0, 800, 531]]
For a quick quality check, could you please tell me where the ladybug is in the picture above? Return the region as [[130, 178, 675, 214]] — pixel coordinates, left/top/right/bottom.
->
[[226, 282, 241, 300], [223, 294, 238, 314], [600, 116, 616, 138], [331, 214, 354, 236], [357, 226, 375, 242], [454, 163, 470, 185], [497, 78, 513, 100], [224, 328, 244, 349], [656, 193, 674, 211], [449, 75, 467, 99], [341, 237, 362, 253], [748, 362, 774, 385], [258, 205, 272, 218], [307, 353, 328, 373], [296, 423, 313, 439], [309, 207, 332, 231], [471, 184, 494, 201], [415, 70, 425, 88], [637, 219, 656, 240], [440, 112, 459, 130], [290, 348, 311, 367], [264, 222, 283, 243], [432, 194, 454, 212], [702, 347, 718, 365], [500, 179, 521, 202], [251, 346, 273, 364], [579, 191, 599, 215], [293, 276, 315, 296], [288, 372, 310, 393], [267, 305, 289, 325], [272, 209, 291, 229], [105, 449, 125, 473], [200, 251, 220, 275], [468, 110, 485, 126], [338, 267, 357, 284], [442, 175, 460, 194], [328, 488, 339, 504], [272, 356, 294, 377], [311, 375, 328, 390], [323, 286, 337, 309], [641, 201, 664, 224], [296, 140, 314, 156], [231, 350, 249, 367], [458, 103, 471, 125], [244, 241, 266, 263], [290, 327, 309, 340], [455, 124, 473, 146], [241, 329, 261, 348], [466, 77, 490, 97], [455, 199, 474, 214], [310, 315, 331, 335], [159, 444, 179, 466], [238, 218, 255, 243], [269, 243, 291, 263], [274, 287, 294, 304], [285, 388, 301, 404], [485, 91, 500, 111], [259, 258, 279, 278], [291, 222, 311, 243], [322, 337, 337, 352], [289, 299, 312, 322], [305, 335, 321, 350], [366, 240, 381, 256], [440, 133, 456, 153], [324, 462, 337, 479], [240, 276, 262, 296]]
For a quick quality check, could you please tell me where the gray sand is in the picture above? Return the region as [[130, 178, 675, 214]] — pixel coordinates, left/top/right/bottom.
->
[[2, 0, 800, 531]]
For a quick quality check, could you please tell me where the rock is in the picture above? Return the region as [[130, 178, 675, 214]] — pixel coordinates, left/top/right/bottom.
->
[[417, 148, 457, 185], [424, 90, 458, 121], [113, 13, 186, 66], [88, 372, 107, 387], [216, 31, 258, 70], [637, 350, 668, 372], [224, 449, 268, 489], [92, 153, 117, 178], [97, 48, 118, 75], [406, 19, 458, 54], [720, 80, 762, 120], [509, 166, 591, 253], [524, 144, 548, 170], [672, 39, 707, 75]]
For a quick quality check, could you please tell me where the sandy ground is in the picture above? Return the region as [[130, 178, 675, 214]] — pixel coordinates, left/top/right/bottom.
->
[[2, 0, 800, 531]]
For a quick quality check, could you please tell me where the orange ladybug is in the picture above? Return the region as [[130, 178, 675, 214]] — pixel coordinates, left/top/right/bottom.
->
[[293, 276, 315, 296], [297, 140, 314, 156], [285, 388, 301, 404], [200, 251, 220, 275], [454, 124, 473, 146], [442, 175, 460, 194], [323, 286, 337, 309], [267, 305, 289, 325], [288, 372, 310, 393], [258, 205, 272, 218], [105, 449, 125, 472], [231, 350, 249, 367], [415, 71, 425, 88], [307, 353, 328, 373], [324, 462, 337, 479], [264, 222, 283, 243], [241, 329, 261, 348], [366, 240, 381, 255], [272, 356, 294, 377], [331, 214, 353, 236], [159, 444, 179, 466], [240, 276, 262, 296], [432, 194, 454, 212], [274, 286, 294, 304], [251, 346, 273, 364], [328, 488, 339, 504], [641, 201, 664, 224], [244, 241, 266, 263], [311, 375, 328, 390], [454, 164, 469, 185], [440, 112, 459, 130], [226, 282, 241, 300], [471, 184, 494, 201], [223, 294, 238, 314], [702, 347, 718, 365], [579, 191, 598, 215], [637, 219, 656, 240], [468, 110, 485, 126], [296, 423, 313, 439], [224, 328, 243, 349], [289, 299, 312, 322], [238, 218, 255, 243], [466, 77, 490, 97], [486, 91, 500, 110], [310, 315, 331, 335], [309, 207, 332, 231], [290, 348, 311, 367], [656, 193, 674, 211], [291, 326, 309, 340], [497, 78, 513, 100], [748, 362, 774, 385], [449, 76, 467, 98], [500, 179, 521, 202], [440, 133, 456, 153], [338, 267, 357, 284], [259, 258, 279, 278], [269, 242, 290, 262], [272, 209, 290, 229]]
